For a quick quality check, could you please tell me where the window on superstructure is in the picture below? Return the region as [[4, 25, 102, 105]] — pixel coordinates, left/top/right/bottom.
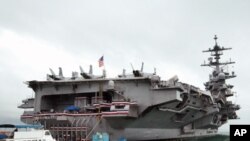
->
[[115, 105, 125, 109]]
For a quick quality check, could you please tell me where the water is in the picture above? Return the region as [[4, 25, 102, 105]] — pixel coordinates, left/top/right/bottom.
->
[[184, 134, 229, 141]]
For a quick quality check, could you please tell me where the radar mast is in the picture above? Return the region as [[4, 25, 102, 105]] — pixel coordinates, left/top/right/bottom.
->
[[201, 35, 236, 80], [201, 35, 240, 120]]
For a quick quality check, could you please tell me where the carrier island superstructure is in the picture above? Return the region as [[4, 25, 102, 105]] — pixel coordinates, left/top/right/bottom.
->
[[19, 36, 240, 141]]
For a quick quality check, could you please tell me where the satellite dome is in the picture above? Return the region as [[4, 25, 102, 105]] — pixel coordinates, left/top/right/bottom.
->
[[218, 72, 225, 80]]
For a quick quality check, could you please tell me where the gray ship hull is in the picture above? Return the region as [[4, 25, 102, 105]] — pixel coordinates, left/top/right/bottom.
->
[[19, 36, 239, 140]]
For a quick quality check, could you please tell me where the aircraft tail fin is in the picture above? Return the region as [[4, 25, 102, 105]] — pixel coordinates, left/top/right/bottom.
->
[[89, 65, 93, 74], [141, 62, 144, 72], [49, 68, 56, 76], [59, 67, 63, 77]]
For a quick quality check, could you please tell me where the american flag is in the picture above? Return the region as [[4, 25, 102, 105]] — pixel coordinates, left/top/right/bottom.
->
[[98, 56, 104, 67]]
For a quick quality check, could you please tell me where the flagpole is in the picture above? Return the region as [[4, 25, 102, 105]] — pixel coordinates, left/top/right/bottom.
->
[[101, 55, 104, 70], [98, 55, 105, 77], [103, 55, 106, 77]]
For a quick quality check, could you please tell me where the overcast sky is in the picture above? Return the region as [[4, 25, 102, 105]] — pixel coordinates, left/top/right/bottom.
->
[[0, 0, 249, 132]]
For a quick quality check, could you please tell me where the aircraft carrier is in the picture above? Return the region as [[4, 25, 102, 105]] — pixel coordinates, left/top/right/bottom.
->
[[18, 36, 240, 141]]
